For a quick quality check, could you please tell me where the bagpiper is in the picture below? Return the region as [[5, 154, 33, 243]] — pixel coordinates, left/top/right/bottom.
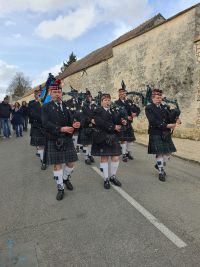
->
[[77, 90, 96, 165], [145, 89, 177, 182], [28, 88, 46, 170], [91, 93, 126, 189], [42, 80, 80, 200], [115, 88, 140, 162]]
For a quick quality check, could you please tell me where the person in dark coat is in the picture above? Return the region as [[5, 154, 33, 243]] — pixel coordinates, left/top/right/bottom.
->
[[91, 93, 126, 189], [145, 89, 177, 182], [0, 97, 12, 138], [42, 80, 80, 201], [115, 88, 140, 162], [21, 101, 29, 131], [78, 91, 96, 165], [29, 89, 46, 169], [11, 102, 23, 137]]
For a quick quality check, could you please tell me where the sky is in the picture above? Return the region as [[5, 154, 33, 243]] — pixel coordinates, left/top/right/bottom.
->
[[0, 0, 199, 100]]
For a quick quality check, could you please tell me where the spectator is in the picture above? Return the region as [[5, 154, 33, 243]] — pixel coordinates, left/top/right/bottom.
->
[[21, 101, 29, 131], [11, 102, 23, 137], [0, 97, 12, 138]]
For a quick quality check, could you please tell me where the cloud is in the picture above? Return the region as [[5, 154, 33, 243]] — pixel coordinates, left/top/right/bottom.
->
[[0, 0, 77, 14], [5, 20, 16, 26], [0, 59, 18, 100], [35, 6, 96, 40], [12, 33, 21, 39], [32, 63, 62, 87]]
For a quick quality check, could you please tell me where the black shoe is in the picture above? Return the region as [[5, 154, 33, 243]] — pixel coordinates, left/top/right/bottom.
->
[[110, 175, 122, 187], [56, 189, 64, 200], [122, 154, 128, 162], [63, 179, 73, 190], [159, 173, 166, 182], [104, 179, 110, 189], [89, 155, 95, 163], [155, 164, 166, 176], [41, 163, 47, 170], [126, 152, 134, 160], [85, 158, 91, 165]]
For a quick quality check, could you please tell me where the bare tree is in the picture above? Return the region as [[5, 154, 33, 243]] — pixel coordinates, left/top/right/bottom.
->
[[7, 72, 31, 98]]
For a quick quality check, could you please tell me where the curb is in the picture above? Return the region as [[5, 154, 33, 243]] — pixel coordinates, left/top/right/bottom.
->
[[135, 141, 200, 166]]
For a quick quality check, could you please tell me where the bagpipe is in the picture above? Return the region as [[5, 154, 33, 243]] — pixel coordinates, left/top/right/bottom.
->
[[162, 97, 181, 124], [121, 80, 181, 123]]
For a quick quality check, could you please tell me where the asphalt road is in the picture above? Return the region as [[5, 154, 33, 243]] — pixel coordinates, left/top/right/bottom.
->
[[0, 133, 200, 267]]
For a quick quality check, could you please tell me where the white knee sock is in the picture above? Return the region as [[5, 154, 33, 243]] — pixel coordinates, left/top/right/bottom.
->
[[38, 149, 44, 161], [53, 169, 64, 189], [156, 158, 164, 173], [63, 166, 74, 180], [73, 135, 78, 147], [88, 145, 92, 156], [83, 146, 89, 159], [100, 162, 109, 181], [121, 143, 127, 155], [110, 161, 119, 176]]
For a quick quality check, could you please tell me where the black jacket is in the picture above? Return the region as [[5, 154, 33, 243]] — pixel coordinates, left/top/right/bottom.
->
[[0, 102, 12, 118], [93, 107, 121, 134], [145, 103, 171, 135], [81, 104, 96, 128], [28, 100, 42, 125], [42, 101, 73, 139]]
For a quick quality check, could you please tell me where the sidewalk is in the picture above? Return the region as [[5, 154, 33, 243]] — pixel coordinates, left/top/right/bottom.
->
[[135, 133, 200, 164]]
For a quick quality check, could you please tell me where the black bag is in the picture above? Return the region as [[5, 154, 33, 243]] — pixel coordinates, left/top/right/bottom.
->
[[161, 131, 171, 142], [105, 134, 117, 146], [55, 138, 70, 151]]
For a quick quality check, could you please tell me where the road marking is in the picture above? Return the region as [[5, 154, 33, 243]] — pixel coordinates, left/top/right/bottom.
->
[[92, 166, 187, 249]]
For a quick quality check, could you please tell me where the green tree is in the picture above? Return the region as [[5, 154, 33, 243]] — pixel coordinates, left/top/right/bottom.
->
[[61, 52, 77, 73]]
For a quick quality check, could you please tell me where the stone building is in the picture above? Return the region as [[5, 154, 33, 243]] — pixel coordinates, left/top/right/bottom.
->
[[21, 3, 200, 140]]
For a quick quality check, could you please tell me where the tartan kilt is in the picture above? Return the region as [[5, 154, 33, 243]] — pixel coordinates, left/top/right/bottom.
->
[[91, 141, 121, 157], [46, 139, 78, 165], [78, 128, 93, 145], [148, 134, 176, 154], [119, 125, 136, 142], [30, 125, 45, 146]]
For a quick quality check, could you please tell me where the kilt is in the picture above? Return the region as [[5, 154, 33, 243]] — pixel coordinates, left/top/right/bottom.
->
[[119, 125, 136, 142], [46, 139, 78, 165], [148, 134, 176, 154], [30, 125, 45, 146], [91, 141, 121, 157], [78, 128, 93, 146]]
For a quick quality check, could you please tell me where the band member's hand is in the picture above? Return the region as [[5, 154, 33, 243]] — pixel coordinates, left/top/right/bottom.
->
[[128, 116, 133, 121], [60, 126, 74, 134], [167, 123, 176, 129], [115, 125, 121, 132], [73, 121, 81, 129], [131, 113, 137, 118], [91, 119, 95, 125], [121, 119, 127, 125]]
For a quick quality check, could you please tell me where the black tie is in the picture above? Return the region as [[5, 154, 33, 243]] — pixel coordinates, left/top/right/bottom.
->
[[57, 102, 63, 111]]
